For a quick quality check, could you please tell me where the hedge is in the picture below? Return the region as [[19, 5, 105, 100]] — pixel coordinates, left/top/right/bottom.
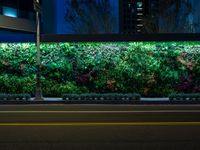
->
[[0, 42, 200, 97]]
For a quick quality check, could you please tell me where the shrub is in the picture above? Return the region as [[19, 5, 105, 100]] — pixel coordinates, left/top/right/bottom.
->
[[0, 42, 200, 97]]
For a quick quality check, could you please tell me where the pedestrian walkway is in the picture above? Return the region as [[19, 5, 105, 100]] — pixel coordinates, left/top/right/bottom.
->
[[31, 97, 169, 101]]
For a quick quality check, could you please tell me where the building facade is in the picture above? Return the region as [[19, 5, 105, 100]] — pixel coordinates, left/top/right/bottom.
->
[[0, 0, 36, 33], [0, 0, 200, 37], [0, 0, 34, 20], [119, 0, 148, 34]]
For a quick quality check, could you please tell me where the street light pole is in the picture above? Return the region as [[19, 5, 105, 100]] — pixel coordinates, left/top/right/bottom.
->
[[34, 0, 43, 101]]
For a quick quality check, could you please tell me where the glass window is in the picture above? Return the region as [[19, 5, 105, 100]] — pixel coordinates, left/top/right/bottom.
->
[[2, 6, 17, 17]]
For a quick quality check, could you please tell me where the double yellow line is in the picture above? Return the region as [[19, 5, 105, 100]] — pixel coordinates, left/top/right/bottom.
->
[[0, 122, 200, 126]]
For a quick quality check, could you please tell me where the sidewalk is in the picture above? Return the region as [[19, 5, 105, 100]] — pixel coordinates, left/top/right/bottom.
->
[[1, 97, 199, 105], [30, 97, 169, 101]]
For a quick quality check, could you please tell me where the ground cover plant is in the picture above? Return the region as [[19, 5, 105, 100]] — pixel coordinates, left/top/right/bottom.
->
[[0, 42, 199, 97]]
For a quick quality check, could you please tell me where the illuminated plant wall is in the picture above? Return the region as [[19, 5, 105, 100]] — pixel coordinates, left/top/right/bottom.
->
[[0, 42, 200, 97]]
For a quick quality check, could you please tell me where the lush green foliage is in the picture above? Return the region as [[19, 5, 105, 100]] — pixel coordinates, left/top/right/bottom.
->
[[0, 42, 200, 97]]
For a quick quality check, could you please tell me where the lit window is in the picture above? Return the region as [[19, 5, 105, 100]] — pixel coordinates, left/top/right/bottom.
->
[[137, 2, 143, 8], [2, 7, 17, 18]]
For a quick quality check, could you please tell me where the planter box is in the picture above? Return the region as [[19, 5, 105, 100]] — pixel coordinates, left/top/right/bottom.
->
[[169, 93, 200, 101], [63, 93, 140, 104], [0, 94, 31, 101]]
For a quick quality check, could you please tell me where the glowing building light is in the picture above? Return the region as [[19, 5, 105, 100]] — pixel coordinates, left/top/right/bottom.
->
[[2, 7, 17, 18]]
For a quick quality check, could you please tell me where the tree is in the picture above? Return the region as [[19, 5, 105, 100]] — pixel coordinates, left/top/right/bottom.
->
[[65, 0, 117, 34]]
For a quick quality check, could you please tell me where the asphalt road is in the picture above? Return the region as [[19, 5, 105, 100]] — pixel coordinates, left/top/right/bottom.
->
[[0, 104, 200, 150]]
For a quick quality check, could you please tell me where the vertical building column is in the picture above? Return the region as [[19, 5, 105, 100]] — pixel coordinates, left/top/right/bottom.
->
[[42, 0, 56, 34]]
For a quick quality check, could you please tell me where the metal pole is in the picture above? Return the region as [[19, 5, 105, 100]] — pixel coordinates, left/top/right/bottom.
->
[[34, 0, 43, 101]]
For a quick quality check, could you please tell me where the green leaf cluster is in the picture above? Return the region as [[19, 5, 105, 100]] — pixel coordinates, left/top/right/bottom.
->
[[0, 42, 199, 97]]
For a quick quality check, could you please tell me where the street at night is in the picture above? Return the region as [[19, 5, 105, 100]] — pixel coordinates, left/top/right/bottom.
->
[[0, 104, 200, 150], [1, 0, 200, 150]]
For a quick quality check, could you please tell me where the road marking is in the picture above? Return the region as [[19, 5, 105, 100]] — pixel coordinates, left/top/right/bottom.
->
[[0, 110, 200, 113], [0, 122, 200, 126]]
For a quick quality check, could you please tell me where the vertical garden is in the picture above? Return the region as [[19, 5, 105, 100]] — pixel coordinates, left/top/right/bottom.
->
[[0, 41, 200, 97]]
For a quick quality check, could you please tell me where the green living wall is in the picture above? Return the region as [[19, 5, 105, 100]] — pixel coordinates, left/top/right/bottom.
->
[[0, 42, 200, 97]]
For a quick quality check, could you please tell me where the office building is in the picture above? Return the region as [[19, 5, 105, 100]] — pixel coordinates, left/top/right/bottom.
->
[[1, 0, 199, 36], [119, 0, 148, 34], [0, 0, 36, 33]]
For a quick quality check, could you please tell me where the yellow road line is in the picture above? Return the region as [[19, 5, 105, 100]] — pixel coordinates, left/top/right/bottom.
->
[[0, 122, 200, 126]]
